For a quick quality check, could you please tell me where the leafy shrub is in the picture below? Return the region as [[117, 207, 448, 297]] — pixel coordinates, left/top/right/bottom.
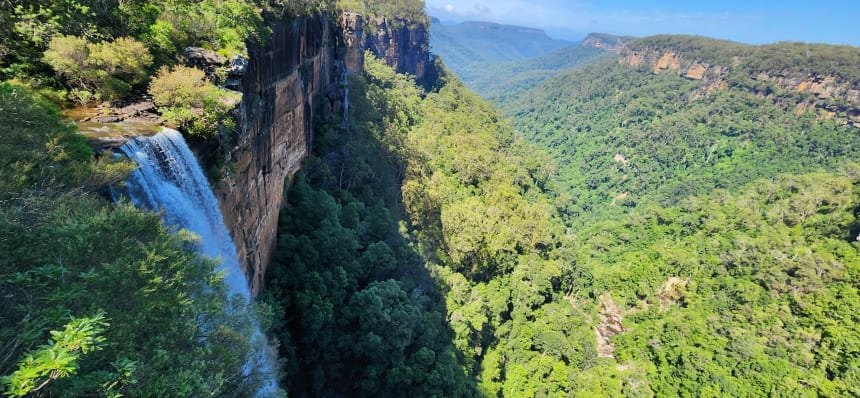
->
[[43, 36, 153, 103], [141, 0, 265, 61], [336, 0, 428, 25], [148, 65, 240, 137], [1, 314, 107, 397]]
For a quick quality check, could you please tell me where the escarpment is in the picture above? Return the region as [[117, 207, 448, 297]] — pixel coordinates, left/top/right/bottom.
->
[[619, 36, 860, 126], [213, 13, 430, 294]]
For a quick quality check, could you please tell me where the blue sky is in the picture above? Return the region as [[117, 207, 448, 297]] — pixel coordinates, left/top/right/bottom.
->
[[425, 0, 860, 45]]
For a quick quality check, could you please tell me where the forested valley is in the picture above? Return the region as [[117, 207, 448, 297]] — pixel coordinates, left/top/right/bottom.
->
[[476, 34, 860, 396], [1, 0, 860, 397]]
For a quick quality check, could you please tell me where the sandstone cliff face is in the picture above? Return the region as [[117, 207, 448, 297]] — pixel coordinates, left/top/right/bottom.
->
[[340, 13, 430, 81], [214, 17, 339, 294], [214, 14, 431, 294], [621, 48, 717, 79], [339, 13, 366, 76]]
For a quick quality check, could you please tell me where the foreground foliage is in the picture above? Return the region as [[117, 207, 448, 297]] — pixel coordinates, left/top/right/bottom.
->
[[43, 36, 153, 103], [0, 0, 278, 102]]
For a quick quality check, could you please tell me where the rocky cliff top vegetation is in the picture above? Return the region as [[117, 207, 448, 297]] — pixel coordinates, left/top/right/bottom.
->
[[337, 0, 428, 25]]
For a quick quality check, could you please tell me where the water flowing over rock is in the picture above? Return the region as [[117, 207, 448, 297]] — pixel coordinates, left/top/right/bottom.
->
[[117, 128, 280, 396]]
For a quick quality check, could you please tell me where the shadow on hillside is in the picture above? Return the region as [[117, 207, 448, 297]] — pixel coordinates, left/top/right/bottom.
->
[[258, 71, 482, 397]]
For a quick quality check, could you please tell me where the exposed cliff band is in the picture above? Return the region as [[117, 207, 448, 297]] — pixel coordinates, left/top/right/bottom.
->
[[619, 39, 860, 127]]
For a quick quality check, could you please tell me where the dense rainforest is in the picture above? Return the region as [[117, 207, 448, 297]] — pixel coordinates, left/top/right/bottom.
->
[[262, 53, 572, 395], [491, 35, 860, 395], [2, 0, 860, 397]]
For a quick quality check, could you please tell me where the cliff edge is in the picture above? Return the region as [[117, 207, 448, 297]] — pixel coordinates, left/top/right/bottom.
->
[[215, 12, 430, 294]]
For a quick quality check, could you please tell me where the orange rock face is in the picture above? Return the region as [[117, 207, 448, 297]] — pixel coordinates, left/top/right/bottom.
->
[[654, 52, 680, 72], [685, 64, 708, 80], [627, 54, 642, 66]]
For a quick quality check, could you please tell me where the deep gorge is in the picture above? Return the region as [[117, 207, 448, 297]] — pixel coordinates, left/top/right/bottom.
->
[[3, 1, 860, 396]]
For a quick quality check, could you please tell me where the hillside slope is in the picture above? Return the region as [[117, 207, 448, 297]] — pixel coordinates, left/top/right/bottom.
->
[[456, 41, 614, 103], [508, 35, 860, 222], [429, 19, 572, 73], [432, 32, 628, 103]]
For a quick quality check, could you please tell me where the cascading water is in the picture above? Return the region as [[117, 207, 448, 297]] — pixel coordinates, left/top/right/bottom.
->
[[117, 128, 279, 396], [341, 63, 349, 126]]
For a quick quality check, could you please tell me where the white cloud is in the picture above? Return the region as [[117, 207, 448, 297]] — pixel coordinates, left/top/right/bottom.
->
[[445, 4, 454, 12]]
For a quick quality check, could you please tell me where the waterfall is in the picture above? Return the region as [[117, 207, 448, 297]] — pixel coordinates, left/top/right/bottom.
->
[[340, 60, 349, 128], [343, 73, 349, 126], [117, 128, 279, 396]]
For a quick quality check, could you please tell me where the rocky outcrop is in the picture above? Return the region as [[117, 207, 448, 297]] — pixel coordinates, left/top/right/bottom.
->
[[339, 13, 366, 75], [182, 47, 226, 82], [621, 49, 716, 80], [619, 45, 860, 126], [684, 63, 708, 80], [596, 294, 625, 358], [65, 97, 162, 149], [755, 73, 860, 105]]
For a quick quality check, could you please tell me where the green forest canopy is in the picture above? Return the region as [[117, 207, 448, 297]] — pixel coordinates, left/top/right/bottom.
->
[[266, 46, 860, 396]]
